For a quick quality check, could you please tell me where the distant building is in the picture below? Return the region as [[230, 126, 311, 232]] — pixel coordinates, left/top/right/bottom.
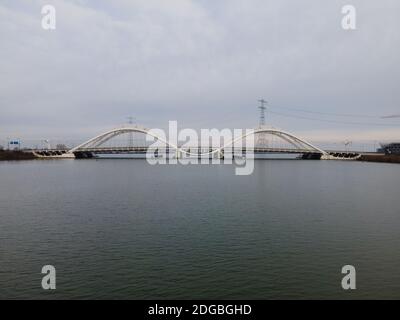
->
[[8, 140, 21, 150], [378, 143, 400, 155]]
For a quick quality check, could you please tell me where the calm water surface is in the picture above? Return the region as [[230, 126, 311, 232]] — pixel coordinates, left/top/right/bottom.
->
[[0, 159, 399, 299]]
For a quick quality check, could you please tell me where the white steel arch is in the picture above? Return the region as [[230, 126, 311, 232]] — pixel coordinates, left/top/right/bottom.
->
[[68, 125, 174, 153], [229, 128, 329, 155]]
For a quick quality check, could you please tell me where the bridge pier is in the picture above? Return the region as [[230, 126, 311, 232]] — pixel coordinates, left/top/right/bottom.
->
[[301, 153, 322, 160]]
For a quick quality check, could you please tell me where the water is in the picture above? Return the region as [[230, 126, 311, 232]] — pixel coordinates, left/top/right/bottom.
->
[[0, 159, 399, 299]]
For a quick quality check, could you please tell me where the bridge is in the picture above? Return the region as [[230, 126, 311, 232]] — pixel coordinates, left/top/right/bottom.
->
[[32, 125, 361, 160]]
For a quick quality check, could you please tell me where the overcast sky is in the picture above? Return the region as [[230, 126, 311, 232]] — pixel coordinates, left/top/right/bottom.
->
[[1, 0, 399, 145]]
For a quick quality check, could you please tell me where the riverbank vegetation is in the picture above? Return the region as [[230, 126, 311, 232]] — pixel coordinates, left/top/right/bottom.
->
[[0, 150, 36, 160]]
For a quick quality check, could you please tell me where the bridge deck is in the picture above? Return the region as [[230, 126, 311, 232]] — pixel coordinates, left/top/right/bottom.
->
[[72, 147, 321, 154]]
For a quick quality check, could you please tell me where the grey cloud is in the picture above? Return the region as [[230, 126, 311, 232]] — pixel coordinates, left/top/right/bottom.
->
[[0, 0, 399, 144]]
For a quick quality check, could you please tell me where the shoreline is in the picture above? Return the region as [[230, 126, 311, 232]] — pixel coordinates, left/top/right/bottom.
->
[[358, 154, 400, 164], [0, 150, 36, 161], [2, 150, 400, 164]]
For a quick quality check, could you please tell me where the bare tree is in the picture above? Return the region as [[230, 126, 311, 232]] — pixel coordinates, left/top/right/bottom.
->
[[56, 144, 68, 150]]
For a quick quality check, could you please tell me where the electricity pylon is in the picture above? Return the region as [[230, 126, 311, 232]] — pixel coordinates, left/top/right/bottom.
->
[[127, 116, 135, 148], [257, 99, 269, 147]]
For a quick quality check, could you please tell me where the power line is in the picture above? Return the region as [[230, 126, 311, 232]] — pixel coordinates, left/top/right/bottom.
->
[[269, 110, 400, 126], [270, 105, 384, 119], [381, 114, 400, 119]]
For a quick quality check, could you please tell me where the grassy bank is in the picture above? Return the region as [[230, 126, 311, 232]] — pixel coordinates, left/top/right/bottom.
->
[[0, 150, 36, 161], [359, 154, 400, 164]]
